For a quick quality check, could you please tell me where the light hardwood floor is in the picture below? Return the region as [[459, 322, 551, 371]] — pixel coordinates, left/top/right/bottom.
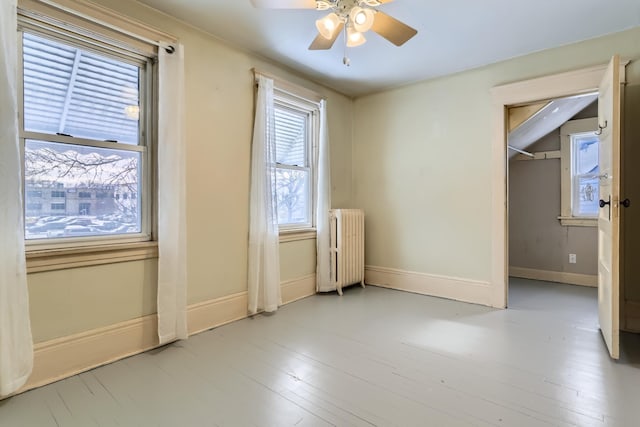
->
[[1, 278, 640, 426]]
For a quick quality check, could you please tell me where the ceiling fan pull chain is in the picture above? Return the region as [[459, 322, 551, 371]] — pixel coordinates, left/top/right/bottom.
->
[[343, 24, 351, 66]]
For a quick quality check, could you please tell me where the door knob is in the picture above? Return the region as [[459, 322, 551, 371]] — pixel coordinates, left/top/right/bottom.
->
[[621, 198, 631, 208], [599, 199, 610, 208]]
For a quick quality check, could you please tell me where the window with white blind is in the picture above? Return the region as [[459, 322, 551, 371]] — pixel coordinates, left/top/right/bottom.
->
[[274, 91, 318, 229], [18, 26, 154, 245], [571, 134, 600, 217], [559, 118, 599, 226]]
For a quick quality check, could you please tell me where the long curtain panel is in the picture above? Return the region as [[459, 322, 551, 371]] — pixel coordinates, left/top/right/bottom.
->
[[0, 0, 34, 397], [315, 100, 333, 292], [248, 76, 281, 314], [157, 43, 188, 344]]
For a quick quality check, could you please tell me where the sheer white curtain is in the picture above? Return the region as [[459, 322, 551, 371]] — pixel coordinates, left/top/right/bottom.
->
[[0, 0, 34, 397], [315, 100, 334, 292], [248, 76, 281, 315], [157, 43, 188, 344]]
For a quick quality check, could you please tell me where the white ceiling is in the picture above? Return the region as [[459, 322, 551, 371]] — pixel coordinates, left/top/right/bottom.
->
[[135, 0, 640, 97]]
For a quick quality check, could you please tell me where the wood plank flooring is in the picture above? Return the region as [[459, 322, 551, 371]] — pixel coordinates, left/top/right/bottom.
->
[[1, 278, 640, 426]]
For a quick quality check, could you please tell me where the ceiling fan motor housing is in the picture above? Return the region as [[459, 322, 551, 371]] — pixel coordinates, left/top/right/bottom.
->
[[325, 0, 365, 19]]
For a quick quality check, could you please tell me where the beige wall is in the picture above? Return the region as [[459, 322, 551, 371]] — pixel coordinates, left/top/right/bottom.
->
[[280, 239, 317, 282], [353, 27, 640, 300], [508, 129, 597, 276], [26, 0, 353, 343], [28, 260, 158, 343]]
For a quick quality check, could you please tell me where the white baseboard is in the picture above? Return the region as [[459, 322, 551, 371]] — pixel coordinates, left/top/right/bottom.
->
[[365, 265, 493, 307], [509, 266, 597, 287], [186, 292, 248, 337], [20, 275, 316, 394], [27, 313, 159, 392], [624, 301, 640, 333], [281, 274, 316, 304]]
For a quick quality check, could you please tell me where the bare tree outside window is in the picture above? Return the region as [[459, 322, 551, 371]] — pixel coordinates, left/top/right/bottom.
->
[[275, 169, 308, 224], [24, 141, 141, 239]]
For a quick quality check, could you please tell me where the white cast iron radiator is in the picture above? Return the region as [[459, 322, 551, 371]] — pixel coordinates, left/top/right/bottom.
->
[[330, 209, 365, 296]]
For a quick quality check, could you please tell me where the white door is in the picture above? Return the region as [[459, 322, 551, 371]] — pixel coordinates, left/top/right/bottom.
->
[[597, 55, 623, 359]]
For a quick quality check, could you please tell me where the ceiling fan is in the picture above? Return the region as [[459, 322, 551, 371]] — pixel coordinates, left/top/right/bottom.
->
[[250, 0, 417, 55]]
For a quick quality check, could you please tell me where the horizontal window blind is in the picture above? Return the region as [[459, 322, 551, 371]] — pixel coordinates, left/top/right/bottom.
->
[[23, 32, 141, 145], [275, 106, 307, 166]]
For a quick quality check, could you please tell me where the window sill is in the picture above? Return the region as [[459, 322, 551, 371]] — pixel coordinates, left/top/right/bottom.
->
[[279, 229, 317, 243], [26, 241, 159, 273], [558, 217, 598, 227]]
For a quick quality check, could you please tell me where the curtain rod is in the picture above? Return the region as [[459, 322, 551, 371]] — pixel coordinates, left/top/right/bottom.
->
[[32, 0, 178, 48], [253, 68, 326, 104]]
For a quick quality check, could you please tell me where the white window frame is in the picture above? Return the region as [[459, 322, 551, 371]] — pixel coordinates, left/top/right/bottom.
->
[[559, 117, 599, 227], [18, 18, 156, 250], [273, 87, 320, 232]]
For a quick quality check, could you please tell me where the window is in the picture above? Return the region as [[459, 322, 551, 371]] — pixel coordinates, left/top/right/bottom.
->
[[19, 27, 154, 245], [559, 118, 599, 226], [79, 203, 91, 215], [274, 91, 318, 229], [572, 135, 599, 216]]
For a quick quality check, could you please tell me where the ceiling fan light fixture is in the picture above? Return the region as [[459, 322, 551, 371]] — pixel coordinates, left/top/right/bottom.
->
[[350, 6, 375, 33], [346, 26, 366, 47], [316, 12, 341, 39], [360, 0, 382, 6]]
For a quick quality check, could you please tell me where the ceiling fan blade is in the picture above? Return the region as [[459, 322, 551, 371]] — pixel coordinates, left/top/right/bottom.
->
[[250, 0, 317, 9], [308, 22, 345, 50], [371, 11, 417, 46]]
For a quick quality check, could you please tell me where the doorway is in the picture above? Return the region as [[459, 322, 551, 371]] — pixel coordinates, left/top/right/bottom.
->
[[507, 96, 599, 291], [491, 59, 640, 360], [489, 63, 613, 310]]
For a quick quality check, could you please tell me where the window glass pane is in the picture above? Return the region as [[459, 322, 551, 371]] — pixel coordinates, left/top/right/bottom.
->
[[571, 133, 599, 217], [22, 32, 140, 145], [574, 135, 599, 175], [574, 175, 599, 217], [276, 169, 309, 225], [275, 107, 306, 166], [24, 140, 141, 239]]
